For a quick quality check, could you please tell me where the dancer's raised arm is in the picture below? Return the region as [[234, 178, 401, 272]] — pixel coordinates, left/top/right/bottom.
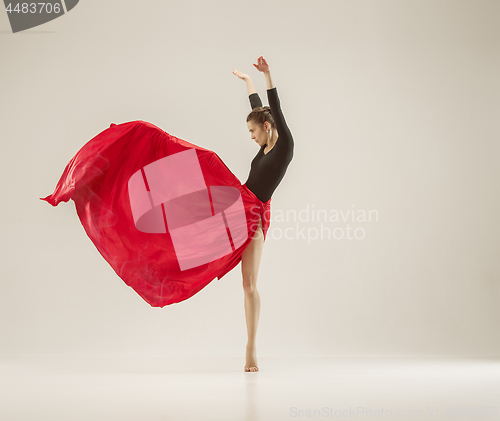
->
[[233, 69, 262, 110], [252, 56, 294, 153], [233, 69, 257, 95]]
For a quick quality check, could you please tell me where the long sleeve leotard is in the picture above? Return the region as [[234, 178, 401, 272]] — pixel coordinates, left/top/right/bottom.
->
[[244, 87, 294, 203]]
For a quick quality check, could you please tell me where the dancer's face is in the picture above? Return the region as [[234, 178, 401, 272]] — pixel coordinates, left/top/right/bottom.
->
[[247, 120, 270, 147]]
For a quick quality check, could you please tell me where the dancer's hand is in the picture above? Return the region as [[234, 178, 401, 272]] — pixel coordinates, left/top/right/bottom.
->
[[253, 56, 269, 73], [232, 69, 250, 81]]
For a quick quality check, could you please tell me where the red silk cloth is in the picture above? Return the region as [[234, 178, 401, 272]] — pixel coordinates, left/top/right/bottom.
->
[[41, 121, 271, 307]]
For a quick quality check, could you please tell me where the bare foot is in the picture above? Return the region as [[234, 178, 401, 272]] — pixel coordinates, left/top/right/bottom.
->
[[244, 344, 259, 372]]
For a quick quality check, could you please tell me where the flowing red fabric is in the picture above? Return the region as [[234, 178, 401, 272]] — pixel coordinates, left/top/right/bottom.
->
[[40, 120, 271, 307]]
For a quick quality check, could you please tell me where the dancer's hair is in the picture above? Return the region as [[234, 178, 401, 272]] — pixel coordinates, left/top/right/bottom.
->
[[247, 107, 275, 129]]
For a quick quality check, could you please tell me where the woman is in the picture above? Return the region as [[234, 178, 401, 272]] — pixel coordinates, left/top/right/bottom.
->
[[233, 56, 294, 371], [40, 56, 293, 373]]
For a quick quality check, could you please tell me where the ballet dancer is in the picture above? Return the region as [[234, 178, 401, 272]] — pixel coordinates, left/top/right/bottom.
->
[[233, 56, 294, 372]]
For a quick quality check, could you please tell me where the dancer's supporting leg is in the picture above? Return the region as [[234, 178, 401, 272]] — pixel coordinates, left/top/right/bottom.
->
[[241, 216, 264, 372]]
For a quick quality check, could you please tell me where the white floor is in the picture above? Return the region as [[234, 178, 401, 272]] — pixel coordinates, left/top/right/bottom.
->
[[1, 356, 499, 421]]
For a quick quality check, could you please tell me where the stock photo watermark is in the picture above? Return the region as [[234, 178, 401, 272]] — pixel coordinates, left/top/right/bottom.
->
[[251, 204, 379, 243], [3, 1, 79, 33], [290, 405, 499, 418]]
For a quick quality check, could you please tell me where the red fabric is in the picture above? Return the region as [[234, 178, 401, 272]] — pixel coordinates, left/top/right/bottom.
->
[[40, 120, 271, 307]]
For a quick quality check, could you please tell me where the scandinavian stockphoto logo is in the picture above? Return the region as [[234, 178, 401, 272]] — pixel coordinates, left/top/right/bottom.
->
[[127, 149, 248, 271], [3, 0, 79, 33]]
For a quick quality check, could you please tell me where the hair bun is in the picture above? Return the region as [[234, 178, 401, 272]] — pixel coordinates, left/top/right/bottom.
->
[[246, 106, 276, 129]]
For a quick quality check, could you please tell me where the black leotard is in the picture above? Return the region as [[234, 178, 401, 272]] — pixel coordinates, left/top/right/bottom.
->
[[244, 87, 294, 203]]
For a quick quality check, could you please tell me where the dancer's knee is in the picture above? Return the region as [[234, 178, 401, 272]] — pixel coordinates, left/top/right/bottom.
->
[[242, 275, 258, 294]]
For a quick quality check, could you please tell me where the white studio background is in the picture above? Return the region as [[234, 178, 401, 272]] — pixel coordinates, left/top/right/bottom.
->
[[0, 0, 499, 359]]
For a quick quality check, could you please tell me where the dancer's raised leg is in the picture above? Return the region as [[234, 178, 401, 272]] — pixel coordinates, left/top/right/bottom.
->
[[241, 216, 264, 372]]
